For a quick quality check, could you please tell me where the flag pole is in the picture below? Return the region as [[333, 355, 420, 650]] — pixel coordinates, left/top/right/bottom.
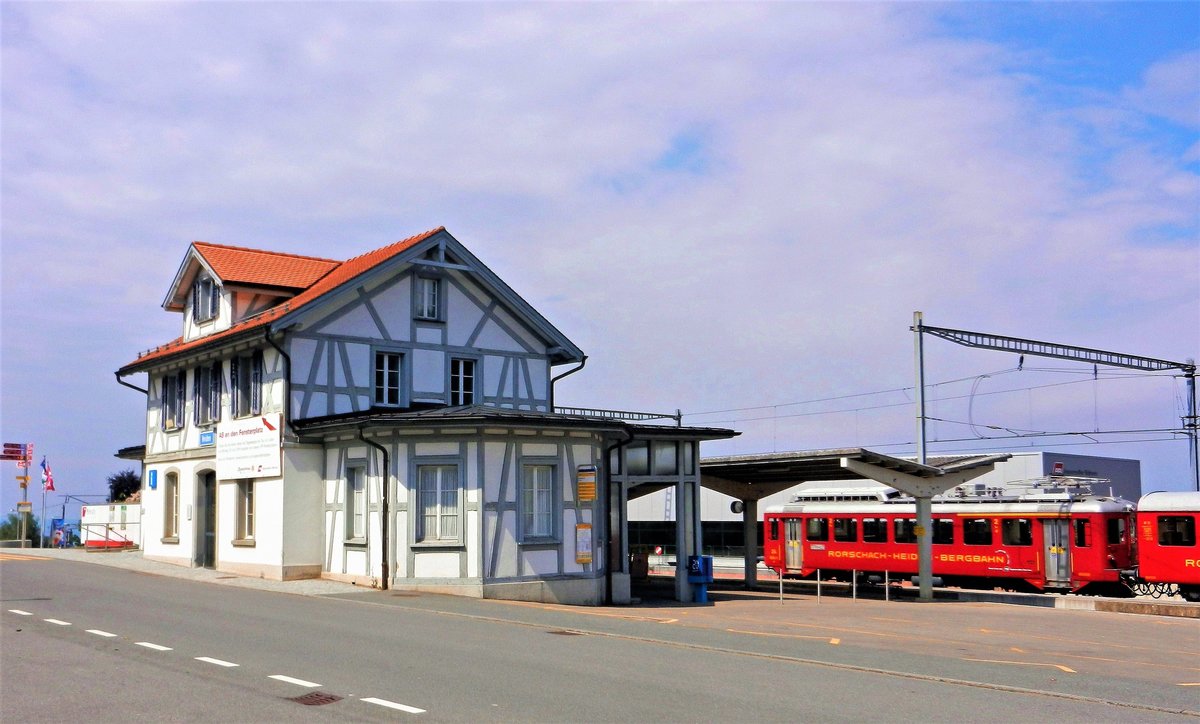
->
[[40, 480, 47, 548]]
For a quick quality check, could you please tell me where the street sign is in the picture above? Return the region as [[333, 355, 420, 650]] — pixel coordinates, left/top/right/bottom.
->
[[2, 443, 26, 451], [16, 502, 32, 513], [15, 476, 29, 481]]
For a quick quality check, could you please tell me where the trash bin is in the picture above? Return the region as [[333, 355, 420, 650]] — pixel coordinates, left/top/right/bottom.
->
[[687, 555, 714, 603], [630, 552, 649, 580]]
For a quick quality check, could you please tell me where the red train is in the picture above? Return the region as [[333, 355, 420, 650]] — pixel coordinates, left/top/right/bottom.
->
[[762, 485, 1200, 602]]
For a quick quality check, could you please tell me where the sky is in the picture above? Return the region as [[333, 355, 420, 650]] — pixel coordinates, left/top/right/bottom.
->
[[2, 2, 1198, 524]]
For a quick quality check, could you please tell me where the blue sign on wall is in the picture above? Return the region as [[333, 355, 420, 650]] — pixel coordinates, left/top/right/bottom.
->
[[199, 431, 215, 447], [148, 469, 158, 490]]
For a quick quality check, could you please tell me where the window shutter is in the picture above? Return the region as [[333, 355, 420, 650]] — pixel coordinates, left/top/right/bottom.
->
[[210, 361, 222, 422], [209, 281, 220, 318], [192, 368, 201, 426], [191, 281, 200, 323], [230, 357, 240, 417], [251, 351, 263, 415]]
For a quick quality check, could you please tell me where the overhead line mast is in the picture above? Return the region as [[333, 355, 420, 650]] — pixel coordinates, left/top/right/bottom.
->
[[912, 316, 1199, 491]]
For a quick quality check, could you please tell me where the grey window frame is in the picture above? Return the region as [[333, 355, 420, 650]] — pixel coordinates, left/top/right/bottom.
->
[[414, 276, 442, 321], [519, 459, 559, 544], [373, 350, 405, 407], [413, 459, 463, 546], [192, 275, 219, 324], [193, 361, 222, 427], [162, 472, 179, 542], [235, 479, 255, 543], [345, 463, 367, 544], [161, 371, 186, 431], [449, 357, 478, 406]]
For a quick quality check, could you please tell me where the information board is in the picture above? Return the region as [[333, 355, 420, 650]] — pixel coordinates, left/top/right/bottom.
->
[[216, 413, 282, 480]]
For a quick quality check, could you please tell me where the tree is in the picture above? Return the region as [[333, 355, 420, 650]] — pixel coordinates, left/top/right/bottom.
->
[[0, 512, 40, 545], [107, 469, 141, 502]]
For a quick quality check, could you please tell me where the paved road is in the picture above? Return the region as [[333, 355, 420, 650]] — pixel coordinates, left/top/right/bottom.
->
[[2, 551, 1197, 721]]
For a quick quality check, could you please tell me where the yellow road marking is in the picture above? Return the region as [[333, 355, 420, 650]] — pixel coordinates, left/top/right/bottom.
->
[[964, 658, 1076, 674], [0, 553, 45, 561], [1010, 647, 1026, 653], [728, 628, 840, 645], [1179, 683, 1200, 687], [978, 628, 1196, 658]]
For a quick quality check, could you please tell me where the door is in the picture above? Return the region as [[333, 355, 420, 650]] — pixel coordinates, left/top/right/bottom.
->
[[1042, 519, 1070, 587], [198, 472, 217, 569], [785, 518, 803, 570]]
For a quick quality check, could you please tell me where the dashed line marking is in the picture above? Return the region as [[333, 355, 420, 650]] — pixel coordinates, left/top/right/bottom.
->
[[44, 619, 71, 626], [1010, 647, 1026, 653], [964, 657, 1076, 673], [136, 642, 172, 651], [362, 697, 425, 714], [87, 629, 117, 638], [269, 674, 321, 688], [1179, 683, 1200, 687], [195, 656, 239, 668], [8, 609, 32, 616]]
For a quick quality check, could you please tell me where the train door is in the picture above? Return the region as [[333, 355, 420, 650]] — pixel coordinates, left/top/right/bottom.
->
[[1043, 519, 1070, 587], [785, 518, 803, 570]]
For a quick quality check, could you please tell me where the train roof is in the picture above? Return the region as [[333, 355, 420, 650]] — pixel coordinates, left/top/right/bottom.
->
[[766, 496, 1133, 516], [1137, 491, 1200, 512]]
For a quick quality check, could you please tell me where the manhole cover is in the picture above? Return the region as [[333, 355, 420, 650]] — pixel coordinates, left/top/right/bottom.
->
[[289, 692, 344, 706], [548, 630, 583, 636]]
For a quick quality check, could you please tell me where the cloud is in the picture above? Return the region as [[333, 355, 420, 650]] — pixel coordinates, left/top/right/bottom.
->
[[1, 2, 1196, 512]]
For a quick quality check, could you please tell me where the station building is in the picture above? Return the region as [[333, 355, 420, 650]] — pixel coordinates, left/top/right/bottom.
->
[[116, 227, 734, 605]]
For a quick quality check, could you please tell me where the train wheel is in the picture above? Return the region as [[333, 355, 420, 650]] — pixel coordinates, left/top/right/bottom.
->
[[1181, 587, 1200, 603]]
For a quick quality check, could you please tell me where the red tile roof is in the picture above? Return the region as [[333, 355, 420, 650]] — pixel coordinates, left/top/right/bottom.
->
[[193, 242, 340, 290], [121, 227, 445, 373]]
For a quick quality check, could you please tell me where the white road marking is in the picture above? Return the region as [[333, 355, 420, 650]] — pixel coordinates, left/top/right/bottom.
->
[[269, 674, 321, 688], [87, 629, 118, 638], [8, 609, 32, 616], [362, 697, 425, 714], [195, 656, 239, 668], [136, 642, 172, 651], [44, 618, 71, 626]]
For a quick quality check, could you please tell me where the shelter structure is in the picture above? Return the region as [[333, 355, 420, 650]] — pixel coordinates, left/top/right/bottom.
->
[[115, 227, 734, 605]]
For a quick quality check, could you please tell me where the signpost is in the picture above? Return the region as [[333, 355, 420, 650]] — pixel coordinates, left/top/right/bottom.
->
[[5, 442, 35, 545]]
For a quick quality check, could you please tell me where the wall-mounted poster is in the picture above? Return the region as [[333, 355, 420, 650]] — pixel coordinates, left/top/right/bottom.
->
[[576, 465, 597, 502], [576, 523, 593, 564]]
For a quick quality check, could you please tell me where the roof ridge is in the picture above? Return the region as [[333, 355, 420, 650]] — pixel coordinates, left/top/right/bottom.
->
[[192, 240, 342, 265], [339, 226, 446, 265]]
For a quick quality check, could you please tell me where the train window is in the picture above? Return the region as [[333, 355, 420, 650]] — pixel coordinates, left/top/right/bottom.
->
[[963, 518, 992, 546], [1002, 518, 1032, 546], [893, 518, 917, 544], [769, 518, 780, 541], [862, 518, 887, 543], [933, 519, 954, 545], [833, 517, 858, 543], [806, 517, 829, 542], [1074, 519, 1091, 547], [1158, 516, 1197, 547], [1106, 518, 1126, 545]]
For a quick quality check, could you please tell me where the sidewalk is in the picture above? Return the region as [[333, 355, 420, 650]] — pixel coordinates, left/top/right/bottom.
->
[[11, 547, 361, 597]]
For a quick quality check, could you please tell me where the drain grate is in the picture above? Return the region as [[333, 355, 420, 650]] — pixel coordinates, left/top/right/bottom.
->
[[289, 692, 344, 706], [548, 629, 583, 636]]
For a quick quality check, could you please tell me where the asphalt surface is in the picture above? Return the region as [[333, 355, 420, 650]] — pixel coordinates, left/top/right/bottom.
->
[[2, 548, 1198, 722]]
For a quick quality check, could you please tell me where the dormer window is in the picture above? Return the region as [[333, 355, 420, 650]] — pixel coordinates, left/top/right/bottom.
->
[[192, 275, 219, 324], [415, 276, 441, 321]]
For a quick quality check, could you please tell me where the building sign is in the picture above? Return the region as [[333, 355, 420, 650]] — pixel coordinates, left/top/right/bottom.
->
[[148, 469, 158, 490], [216, 413, 281, 480], [575, 523, 593, 564], [576, 465, 597, 502], [199, 431, 215, 447]]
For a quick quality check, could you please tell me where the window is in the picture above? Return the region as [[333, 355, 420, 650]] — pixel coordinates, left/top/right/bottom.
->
[[416, 464, 460, 543], [236, 480, 255, 541], [833, 517, 858, 543], [963, 518, 992, 546], [345, 466, 366, 541], [1158, 515, 1197, 547], [805, 517, 828, 541], [374, 351, 403, 406], [192, 275, 219, 323], [769, 518, 780, 541], [415, 277, 441, 320], [1107, 517, 1127, 545], [162, 473, 179, 540], [862, 518, 887, 543], [450, 358, 476, 405], [625, 442, 649, 475], [193, 361, 222, 426], [161, 371, 186, 431], [1002, 518, 1032, 546], [521, 463, 556, 541], [894, 518, 917, 544], [933, 519, 954, 545], [1074, 519, 1091, 547], [231, 351, 264, 418], [652, 441, 677, 475]]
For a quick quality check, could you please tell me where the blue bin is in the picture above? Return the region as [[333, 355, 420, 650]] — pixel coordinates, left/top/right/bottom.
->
[[686, 555, 714, 584]]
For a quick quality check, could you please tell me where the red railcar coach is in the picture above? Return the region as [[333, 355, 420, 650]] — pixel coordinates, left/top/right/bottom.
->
[[763, 486, 1136, 596], [1135, 491, 1200, 602]]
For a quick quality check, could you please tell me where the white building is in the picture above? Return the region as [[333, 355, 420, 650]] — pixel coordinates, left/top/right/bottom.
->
[[117, 227, 733, 604]]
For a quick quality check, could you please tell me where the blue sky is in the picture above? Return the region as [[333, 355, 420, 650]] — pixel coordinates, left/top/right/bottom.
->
[[1, 2, 1197, 523]]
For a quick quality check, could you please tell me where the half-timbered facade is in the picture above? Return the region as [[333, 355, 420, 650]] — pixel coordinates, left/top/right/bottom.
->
[[117, 227, 733, 604]]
